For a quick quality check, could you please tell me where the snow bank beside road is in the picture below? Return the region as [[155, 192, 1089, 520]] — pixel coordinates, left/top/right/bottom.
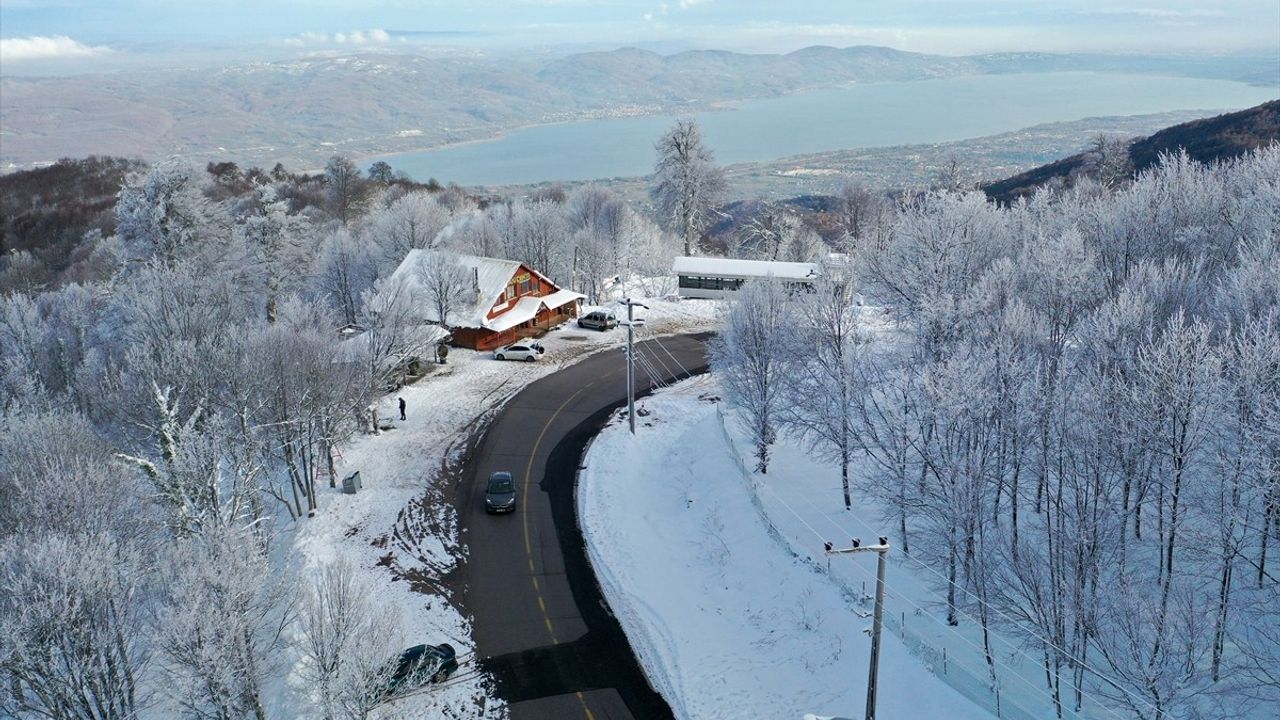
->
[[285, 292, 719, 718], [579, 378, 991, 720]]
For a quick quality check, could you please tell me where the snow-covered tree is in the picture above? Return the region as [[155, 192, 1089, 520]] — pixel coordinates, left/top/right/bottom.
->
[[116, 158, 227, 264], [295, 559, 402, 720], [414, 251, 472, 330], [239, 184, 306, 323], [366, 191, 451, 274], [713, 278, 794, 473], [782, 262, 864, 507], [325, 155, 368, 225], [652, 118, 725, 256], [0, 532, 152, 720], [315, 227, 379, 326], [506, 199, 570, 283], [153, 526, 293, 720]]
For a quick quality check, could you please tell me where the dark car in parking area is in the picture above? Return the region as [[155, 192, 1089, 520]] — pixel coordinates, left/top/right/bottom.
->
[[577, 310, 618, 331], [485, 471, 517, 514], [376, 643, 458, 700]]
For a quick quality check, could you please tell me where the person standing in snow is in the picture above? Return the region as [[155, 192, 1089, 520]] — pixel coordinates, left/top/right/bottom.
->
[[399, 397, 406, 421]]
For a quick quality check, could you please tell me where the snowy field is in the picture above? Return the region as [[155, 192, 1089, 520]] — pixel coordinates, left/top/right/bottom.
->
[[579, 376, 995, 720], [282, 292, 719, 718]]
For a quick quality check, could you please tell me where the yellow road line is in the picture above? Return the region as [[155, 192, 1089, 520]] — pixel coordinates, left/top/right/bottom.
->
[[520, 380, 600, 649], [516, 373, 614, 720], [522, 382, 594, 559]]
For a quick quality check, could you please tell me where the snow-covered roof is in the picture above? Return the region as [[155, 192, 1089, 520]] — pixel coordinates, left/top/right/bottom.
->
[[484, 288, 583, 333], [388, 250, 583, 330], [671, 256, 819, 282]]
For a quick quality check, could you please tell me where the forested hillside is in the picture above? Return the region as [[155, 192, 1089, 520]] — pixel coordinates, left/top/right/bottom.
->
[[714, 147, 1280, 719], [0, 154, 676, 718], [983, 100, 1280, 204]]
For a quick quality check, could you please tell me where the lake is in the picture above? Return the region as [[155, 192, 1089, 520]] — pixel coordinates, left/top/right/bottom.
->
[[378, 72, 1278, 187]]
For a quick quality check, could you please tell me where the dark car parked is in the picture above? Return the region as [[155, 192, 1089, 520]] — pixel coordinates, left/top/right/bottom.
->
[[377, 643, 458, 699], [577, 310, 618, 331], [485, 471, 517, 514]]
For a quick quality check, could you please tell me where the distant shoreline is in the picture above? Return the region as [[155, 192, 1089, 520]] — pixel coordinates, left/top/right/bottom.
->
[[2, 54, 1274, 176]]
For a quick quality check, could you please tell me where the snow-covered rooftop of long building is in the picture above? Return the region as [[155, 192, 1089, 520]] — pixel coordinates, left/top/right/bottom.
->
[[671, 256, 819, 281], [389, 250, 582, 330]]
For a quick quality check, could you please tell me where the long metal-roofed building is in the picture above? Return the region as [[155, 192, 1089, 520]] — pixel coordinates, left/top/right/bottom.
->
[[672, 256, 820, 299]]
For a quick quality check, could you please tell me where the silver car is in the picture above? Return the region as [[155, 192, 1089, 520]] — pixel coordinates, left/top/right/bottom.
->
[[577, 310, 618, 331]]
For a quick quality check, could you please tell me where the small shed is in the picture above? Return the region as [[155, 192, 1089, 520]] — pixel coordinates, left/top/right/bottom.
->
[[672, 256, 819, 299]]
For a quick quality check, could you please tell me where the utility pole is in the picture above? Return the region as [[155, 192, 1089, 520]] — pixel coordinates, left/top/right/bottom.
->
[[825, 536, 891, 720], [572, 246, 580, 294], [619, 298, 648, 434]]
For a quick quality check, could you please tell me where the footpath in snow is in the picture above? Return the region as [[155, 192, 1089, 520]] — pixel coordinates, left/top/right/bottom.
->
[[579, 376, 994, 720]]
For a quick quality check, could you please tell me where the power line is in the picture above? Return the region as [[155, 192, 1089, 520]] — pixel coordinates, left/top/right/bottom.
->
[[775, 470, 1159, 718], [755, 476, 1125, 720], [647, 334, 696, 382]]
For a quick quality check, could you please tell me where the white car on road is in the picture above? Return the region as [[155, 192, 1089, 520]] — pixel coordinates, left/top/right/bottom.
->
[[493, 342, 544, 362]]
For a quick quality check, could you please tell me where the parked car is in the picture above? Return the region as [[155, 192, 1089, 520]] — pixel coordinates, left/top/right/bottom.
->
[[577, 310, 618, 331], [485, 471, 517, 514], [493, 342, 543, 362], [377, 643, 458, 699]]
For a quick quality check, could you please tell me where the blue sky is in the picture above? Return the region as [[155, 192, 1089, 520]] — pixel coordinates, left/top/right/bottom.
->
[[2, 0, 1279, 64]]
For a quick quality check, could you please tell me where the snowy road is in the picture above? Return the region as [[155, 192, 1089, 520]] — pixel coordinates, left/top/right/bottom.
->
[[457, 333, 711, 720]]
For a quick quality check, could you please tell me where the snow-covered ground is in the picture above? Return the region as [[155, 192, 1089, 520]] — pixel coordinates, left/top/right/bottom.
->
[[581, 376, 1039, 720], [282, 292, 719, 718]]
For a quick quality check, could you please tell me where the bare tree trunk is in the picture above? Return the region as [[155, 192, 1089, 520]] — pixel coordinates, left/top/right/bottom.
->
[[324, 437, 338, 489], [840, 446, 851, 509], [283, 442, 304, 520], [1261, 490, 1276, 587], [1211, 554, 1233, 681], [946, 529, 959, 626]]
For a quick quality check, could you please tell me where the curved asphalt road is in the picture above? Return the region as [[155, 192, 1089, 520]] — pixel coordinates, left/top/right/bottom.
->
[[459, 333, 710, 720]]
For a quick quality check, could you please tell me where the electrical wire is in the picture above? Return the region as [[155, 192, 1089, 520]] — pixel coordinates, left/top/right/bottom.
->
[[633, 349, 671, 390], [768, 465, 1162, 719], [753, 475, 1130, 720], [647, 333, 698, 382], [637, 334, 681, 380]]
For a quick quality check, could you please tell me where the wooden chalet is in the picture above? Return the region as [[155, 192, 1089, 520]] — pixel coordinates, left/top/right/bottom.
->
[[390, 250, 584, 351]]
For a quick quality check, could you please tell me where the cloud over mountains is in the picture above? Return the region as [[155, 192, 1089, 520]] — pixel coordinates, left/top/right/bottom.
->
[[0, 35, 110, 62]]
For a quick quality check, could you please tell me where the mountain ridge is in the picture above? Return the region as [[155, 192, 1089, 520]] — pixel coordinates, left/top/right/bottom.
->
[[982, 100, 1280, 204], [2, 45, 1275, 172]]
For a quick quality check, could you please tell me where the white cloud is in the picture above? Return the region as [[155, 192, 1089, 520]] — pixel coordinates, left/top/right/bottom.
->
[[0, 35, 110, 62], [285, 28, 392, 47], [335, 29, 391, 44], [1085, 8, 1224, 20]]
